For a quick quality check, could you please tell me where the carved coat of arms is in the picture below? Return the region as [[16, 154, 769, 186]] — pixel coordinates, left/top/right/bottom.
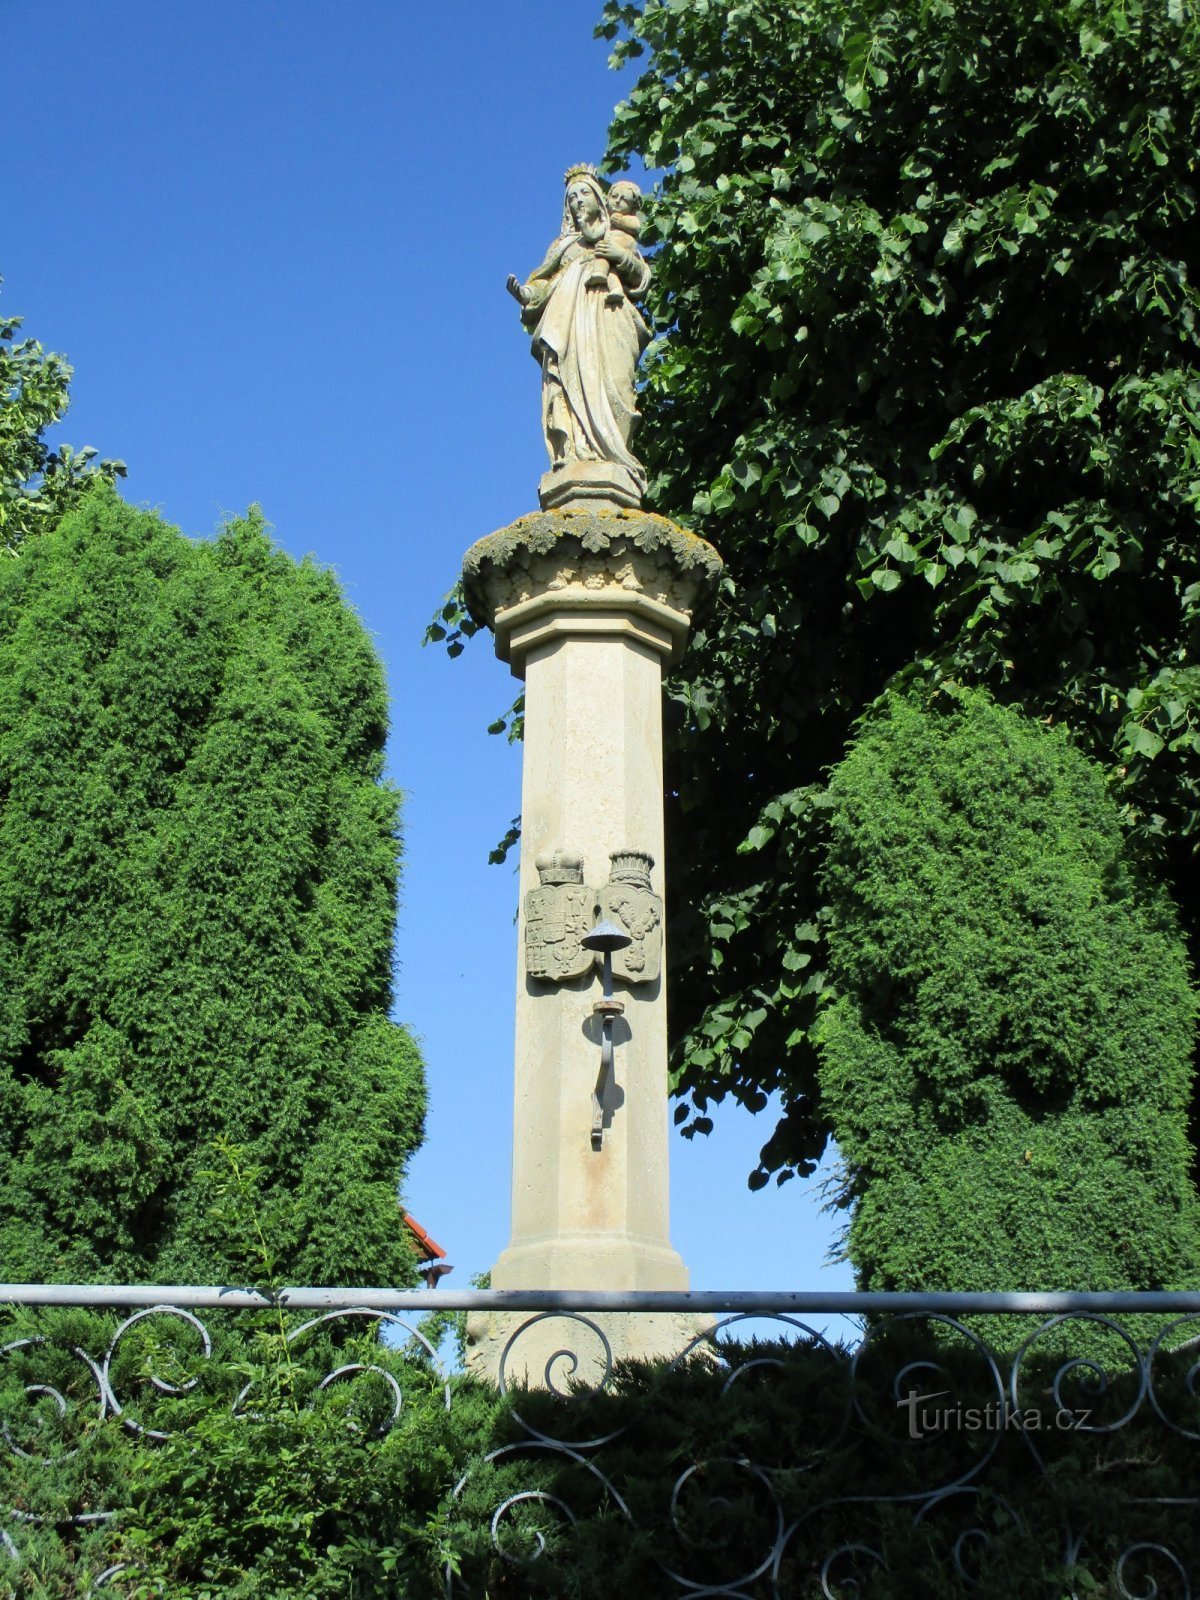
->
[[524, 849, 594, 983], [597, 850, 662, 985]]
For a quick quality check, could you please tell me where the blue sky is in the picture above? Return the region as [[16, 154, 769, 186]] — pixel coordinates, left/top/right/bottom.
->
[[6, 1, 851, 1305]]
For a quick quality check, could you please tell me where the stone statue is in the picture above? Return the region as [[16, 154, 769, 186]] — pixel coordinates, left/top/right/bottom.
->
[[507, 165, 652, 510]]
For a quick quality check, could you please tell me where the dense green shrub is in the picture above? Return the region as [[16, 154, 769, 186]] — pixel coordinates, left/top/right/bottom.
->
[[0, 1309, 496, 1598], [0, 487, 425, 1286], [817, 688, 1200, 1295]]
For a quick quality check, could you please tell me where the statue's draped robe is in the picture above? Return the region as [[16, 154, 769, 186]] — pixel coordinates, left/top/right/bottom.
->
[[524, 237, 650, 491]]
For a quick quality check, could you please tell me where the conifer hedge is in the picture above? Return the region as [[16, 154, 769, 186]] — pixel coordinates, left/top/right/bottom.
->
[[0, 488, 425, 1287], [817, 688, 1200, 1296]]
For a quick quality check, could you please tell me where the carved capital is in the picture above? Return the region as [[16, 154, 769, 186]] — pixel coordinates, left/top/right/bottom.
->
[[462, 507, 723, 676]]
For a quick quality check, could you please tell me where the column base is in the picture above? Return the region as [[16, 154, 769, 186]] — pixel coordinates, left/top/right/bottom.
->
[[489, 1232, 690, 1292], [464, 1308, 712, 1388], [464, 1234, 707, 1387]]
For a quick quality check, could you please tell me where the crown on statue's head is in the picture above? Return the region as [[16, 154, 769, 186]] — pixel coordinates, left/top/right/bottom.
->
[[609, 849, 654, 886], [563, 162, 601, 186], [536, 847, 585, 886]]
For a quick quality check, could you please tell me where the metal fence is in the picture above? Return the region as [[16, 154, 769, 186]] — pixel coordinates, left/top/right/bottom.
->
[[3, 1285, 1199, 1596]]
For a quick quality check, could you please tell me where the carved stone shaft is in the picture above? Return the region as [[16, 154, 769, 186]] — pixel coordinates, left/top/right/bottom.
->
[[463, 508, 721, 1384]]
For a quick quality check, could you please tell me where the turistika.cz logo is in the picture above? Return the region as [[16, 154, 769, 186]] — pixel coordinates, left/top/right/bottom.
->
[[898, 1389, 1091, 1439]]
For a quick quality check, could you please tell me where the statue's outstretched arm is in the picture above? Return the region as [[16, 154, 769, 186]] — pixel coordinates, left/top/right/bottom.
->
[[525, 236, 570, 283], [507, 236, 570, 312]]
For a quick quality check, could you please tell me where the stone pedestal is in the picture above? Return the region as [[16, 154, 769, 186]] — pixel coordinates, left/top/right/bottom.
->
[[461, 508, 721, 1385], [539, 460, 642, 511]]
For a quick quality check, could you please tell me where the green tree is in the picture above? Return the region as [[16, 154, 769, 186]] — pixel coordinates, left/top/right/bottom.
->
[[587, 0, 1200, 1181], [1, 280, 124, 554], [0, 487, 426, 1285], [817, 687, 1200, 1294]]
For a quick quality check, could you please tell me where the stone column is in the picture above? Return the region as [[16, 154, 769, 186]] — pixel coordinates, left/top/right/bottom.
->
[[461, 506, 721, 1384]]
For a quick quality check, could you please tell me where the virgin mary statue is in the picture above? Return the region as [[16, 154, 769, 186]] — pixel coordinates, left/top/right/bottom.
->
[[507, 166, 651, 508]]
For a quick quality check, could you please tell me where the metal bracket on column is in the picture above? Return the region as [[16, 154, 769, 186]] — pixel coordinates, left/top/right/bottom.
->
[[591, 996, 624, 1149], [581, 919, 633, 1152]]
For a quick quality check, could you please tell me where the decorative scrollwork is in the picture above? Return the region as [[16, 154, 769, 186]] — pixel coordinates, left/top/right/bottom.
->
[[659, 1456, 785, 1594], [1, 1300, 1197, 1594], [230, 1306, 452, 1428], [496, 1311, 632, 1452], [1008, 1310, 1150, 1507], [490, 1487, 578, 1564], [315, 1362, 404, 1435], [849, 1313, 1008, 1502], [446, 1440, 634, 1598], [103, 1306, 213, 1441], [89, 1562, 138, 1593], [0, 1335, 106, 1466], [286, 1307, 453, 1420], [1010, 1312, 1148, 1437], [911, 1485, 1025, 1590], [816, 1541, 887, 1599], [0, 1299, 454, 1590], [498, 1310, 614, 1399], [1147, 1316, 1200, 1442], [1114, 1541, 1192, 1600]]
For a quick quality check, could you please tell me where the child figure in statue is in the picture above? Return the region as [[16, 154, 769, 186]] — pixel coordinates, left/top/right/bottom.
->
[[604, 180, 643, 306]]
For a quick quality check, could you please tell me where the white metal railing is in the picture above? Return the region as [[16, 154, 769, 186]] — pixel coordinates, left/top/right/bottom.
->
[[5, 1283, 1200, 1313], [3, 1284, 1198, 1595]]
